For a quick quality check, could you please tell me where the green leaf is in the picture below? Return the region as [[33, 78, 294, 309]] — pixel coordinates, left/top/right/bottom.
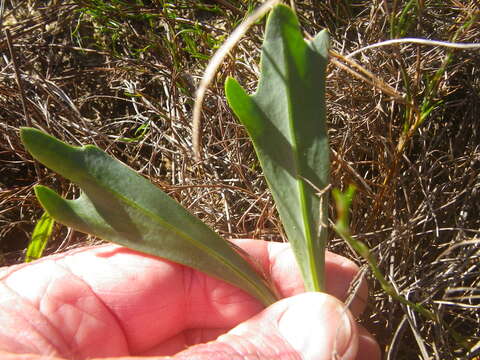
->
[[26, 212, 54, 262], [20, 127, 277, 306], [225, 5, 330, 291]]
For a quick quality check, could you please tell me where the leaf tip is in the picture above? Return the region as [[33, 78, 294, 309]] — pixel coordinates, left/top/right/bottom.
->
[[225, 76, 249, 109], [20, 128, 87, 182], [20, 127, 41, 150], [33, 184, 51, 198], [225, 76, 240, 93], [310, 29, 330, 58], [33, 185, 62, 215], [21, 127, 63, 158], [271, 3, 295, 17]]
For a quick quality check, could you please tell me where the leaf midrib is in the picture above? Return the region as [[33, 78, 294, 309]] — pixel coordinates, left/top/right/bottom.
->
[[87, 169, 269, 298], [282, 32, 320, 291]]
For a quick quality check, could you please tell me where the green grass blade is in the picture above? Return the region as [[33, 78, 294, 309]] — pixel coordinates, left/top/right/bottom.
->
[[21, 127, 277, 306], [25, 212, 54, 262], [332, 186, 435, 321], [225, 5, 330, 292]]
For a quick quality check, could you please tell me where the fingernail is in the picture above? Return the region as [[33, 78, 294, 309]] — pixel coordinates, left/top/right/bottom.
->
[[278, 293, 356, 360], [336, 306, 354, 358]]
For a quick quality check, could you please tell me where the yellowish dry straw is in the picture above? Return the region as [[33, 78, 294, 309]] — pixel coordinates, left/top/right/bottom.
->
[[192, 0, 281, 161], [346, 38, 480, 59]]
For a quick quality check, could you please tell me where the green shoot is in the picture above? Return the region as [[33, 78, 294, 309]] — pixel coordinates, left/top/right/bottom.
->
[[332, 185, 435, 321], [25, 212, 54, 262]]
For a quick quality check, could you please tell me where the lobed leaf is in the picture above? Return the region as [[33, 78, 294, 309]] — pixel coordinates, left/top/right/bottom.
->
[[21, 127, 277, 306], [225, 5, 330, 291]]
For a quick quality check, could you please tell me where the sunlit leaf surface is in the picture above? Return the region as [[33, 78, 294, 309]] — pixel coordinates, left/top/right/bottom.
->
[[26, 212, 54, 262], [226, 5, 330, 291], [21, 127, 277, 306]]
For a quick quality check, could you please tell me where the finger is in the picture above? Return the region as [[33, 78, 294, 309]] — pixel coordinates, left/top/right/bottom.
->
[[231, 239, 368, 316], [0, 352, 66, 360], [1, 244, 263, 358], [144, 240, 368, 356], [356, 325, 382, 360], [78, 324, 384, 360], [0, 249, 130, 359], [171, 292, 361, 360]]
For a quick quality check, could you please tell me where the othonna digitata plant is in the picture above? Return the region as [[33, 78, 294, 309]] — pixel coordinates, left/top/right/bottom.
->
[[21, 5, 330, 304]]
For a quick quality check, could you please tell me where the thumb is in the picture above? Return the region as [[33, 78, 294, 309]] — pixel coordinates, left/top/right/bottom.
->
[[174, 292, 359, 360]]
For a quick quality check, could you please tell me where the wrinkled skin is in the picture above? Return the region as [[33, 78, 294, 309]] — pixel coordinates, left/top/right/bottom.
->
[[0, 239, 380, 360]]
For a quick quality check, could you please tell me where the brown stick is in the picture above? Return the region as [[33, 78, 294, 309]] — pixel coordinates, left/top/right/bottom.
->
[[192, 0, 280, 161], [5, 28, 42, 180]]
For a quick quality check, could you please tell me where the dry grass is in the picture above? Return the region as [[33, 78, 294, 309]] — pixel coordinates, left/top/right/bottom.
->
[[1, 1, 479, 359]]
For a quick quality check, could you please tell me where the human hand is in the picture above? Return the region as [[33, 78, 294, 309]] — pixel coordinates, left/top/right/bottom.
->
[[0, 239, 380, 360]]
